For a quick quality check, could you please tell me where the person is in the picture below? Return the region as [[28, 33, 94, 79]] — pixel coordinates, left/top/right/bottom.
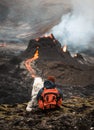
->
[[26, 76, 63, 112], [26, 77, 44, 112], [37, 76, 63, 109], [37, 76, 54, 99]]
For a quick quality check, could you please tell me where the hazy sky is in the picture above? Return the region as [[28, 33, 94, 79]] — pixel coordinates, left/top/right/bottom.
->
[[0, 0, 71, 39], [0, 0, 94, 55]]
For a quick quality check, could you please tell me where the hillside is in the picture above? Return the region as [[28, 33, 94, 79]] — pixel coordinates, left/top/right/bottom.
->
[[0, 35, 94, 129]]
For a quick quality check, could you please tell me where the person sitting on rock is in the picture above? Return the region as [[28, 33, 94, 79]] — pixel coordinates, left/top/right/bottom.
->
[[37, 76, 63, 110], [26, 76, 63, 112]]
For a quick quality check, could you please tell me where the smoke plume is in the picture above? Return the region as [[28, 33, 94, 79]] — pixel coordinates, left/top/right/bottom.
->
[[51, 0, 94, 54], [0, 0, 65, 41]]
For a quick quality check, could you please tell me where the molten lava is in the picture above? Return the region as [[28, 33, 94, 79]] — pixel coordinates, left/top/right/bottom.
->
[[35, 34, 53, 41], [74, 53, 77, 57], [0, 43, 6, 47], [62, 45, 67, 52], [44, 33, 54, 39], [24, 47, 39, 78], [44, 34, 48, 38], [36, 38, 39, 42]]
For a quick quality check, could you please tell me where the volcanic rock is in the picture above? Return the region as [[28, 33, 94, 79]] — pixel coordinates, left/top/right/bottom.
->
[[0, 34, 94, 130], [0, 34, 94, 104], [24, 34, 75, 62], [22, 34, 94, 84], [0, 97, 94, 130]]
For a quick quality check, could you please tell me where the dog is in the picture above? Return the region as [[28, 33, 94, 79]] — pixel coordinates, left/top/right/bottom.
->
[[26, 77, 44, 112]]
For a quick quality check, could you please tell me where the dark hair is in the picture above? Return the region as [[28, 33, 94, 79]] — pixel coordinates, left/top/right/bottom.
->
[[44, 80, 55, 89]]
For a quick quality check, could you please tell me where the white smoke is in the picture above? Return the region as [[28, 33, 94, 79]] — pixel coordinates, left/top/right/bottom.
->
[[51, 0, 94, 53]]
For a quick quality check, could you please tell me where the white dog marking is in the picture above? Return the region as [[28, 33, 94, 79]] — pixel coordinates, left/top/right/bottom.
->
[[26, 77, 44, 112]]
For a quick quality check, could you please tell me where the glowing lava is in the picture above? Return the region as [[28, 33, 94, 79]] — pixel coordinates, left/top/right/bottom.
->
[[44, 33, 53, 39], [0, 43, 6, 47], [44, 34, 48, 38], [74, 53, 77, 57], [36, 38, 39, 41], [62, 45, 67, 52], [24, 47, 39, 78]]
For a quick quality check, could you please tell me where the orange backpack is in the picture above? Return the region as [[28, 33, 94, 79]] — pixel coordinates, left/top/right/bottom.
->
[[38, 88, 63, 110]]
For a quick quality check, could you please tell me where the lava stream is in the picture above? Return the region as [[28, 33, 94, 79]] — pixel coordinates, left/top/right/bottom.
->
[[62, 45, 67, 52], [24, 47, 39, 78]]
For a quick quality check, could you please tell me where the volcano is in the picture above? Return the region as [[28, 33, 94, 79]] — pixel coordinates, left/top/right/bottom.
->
[[20, 34, 94, 84], [0, 34, 94, 130], [0, 34, 94, 103], [0, 34, 94, 104]]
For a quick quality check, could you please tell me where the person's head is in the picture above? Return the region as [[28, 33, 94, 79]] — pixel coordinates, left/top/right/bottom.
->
[[44, 76, 56, 89]]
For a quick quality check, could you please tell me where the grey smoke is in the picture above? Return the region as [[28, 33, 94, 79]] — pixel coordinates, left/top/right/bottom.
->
[[51, 0, 94, 54], [0, 0, 66, 41]]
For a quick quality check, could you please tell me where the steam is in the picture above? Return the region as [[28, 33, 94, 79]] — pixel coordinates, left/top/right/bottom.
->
[[51, 0, 94, 53]]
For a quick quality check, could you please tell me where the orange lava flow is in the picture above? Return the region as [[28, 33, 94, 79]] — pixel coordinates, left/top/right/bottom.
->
[[24, 48, 39, 78], [62, 45, 67, 52], [0, 43, 6, 47]]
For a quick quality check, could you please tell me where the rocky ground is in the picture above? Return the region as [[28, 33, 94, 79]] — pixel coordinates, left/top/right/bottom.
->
[[0, 97, 94, 130], [0, 35, 94, 129]]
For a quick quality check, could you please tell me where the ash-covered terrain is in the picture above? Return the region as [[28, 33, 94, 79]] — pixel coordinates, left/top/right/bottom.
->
[[0, 34, 94, 130]]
